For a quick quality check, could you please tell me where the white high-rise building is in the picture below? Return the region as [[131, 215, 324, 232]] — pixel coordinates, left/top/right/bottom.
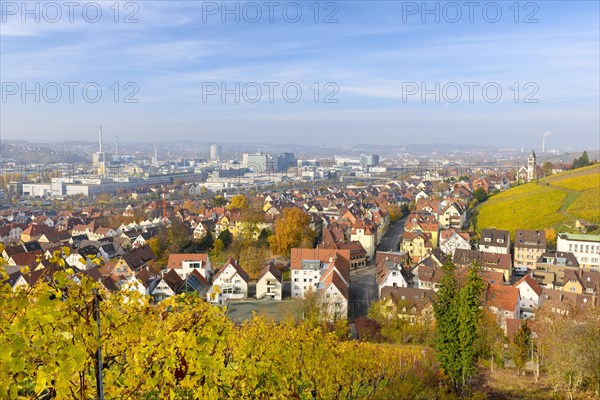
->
[[210, 144, 222, 161]]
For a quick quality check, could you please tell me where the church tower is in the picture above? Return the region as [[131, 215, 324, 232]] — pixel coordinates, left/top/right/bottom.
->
[[527, 149, 537, 181]]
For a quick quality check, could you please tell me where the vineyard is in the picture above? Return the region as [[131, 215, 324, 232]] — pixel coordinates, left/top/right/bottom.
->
[[476, 164, 600, 237], [0, 271, 434, 400]]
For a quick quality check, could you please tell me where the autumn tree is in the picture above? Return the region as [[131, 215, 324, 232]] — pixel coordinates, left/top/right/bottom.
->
[[537, 304, 600, 399], [0, 262, 441, 399], [268, 207, 314, 256], [476, 309, 505, 373], [387, 204, 402, 223], [228, 194, 248, 210], [510, 320, 531, 375], [211, 238, 225, 260]]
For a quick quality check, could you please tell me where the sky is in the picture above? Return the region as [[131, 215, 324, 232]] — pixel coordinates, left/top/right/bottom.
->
[[1, 0, 599, 149]]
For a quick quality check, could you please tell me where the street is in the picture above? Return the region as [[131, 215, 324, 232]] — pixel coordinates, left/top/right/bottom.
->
[[377, 217, 407, 252], [349, 218, 407, 321]]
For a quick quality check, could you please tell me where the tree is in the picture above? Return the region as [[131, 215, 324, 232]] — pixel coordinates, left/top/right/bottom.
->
[[268, 207, 314, 256], [537, 304, 600, 399], [217, 229, 233, 247], [257, 228, 272, 247], [434, 258, 462, 388], [228, 194, 248, 210], [457, 265, 485, 386], [572, 151, 591, 169], [212, 195, 227, 207], [367, 299, 408, 343], [0, 270, 433, 399], [510, 320, 531, 375], [545, 227, 557, 249], [476, 310, 505, 373], [541, 161, 553, 176], [472, 187, 488, 203], [387, 204, 402, 224], [291, 287, 324, 328], [211, 238, 224, 260]]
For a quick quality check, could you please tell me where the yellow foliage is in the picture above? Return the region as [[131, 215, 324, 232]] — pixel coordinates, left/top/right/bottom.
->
[[0, 274, 430, 399]]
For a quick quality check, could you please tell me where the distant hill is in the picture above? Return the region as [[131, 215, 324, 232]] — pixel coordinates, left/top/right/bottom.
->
[[476, 164, 600, 237]]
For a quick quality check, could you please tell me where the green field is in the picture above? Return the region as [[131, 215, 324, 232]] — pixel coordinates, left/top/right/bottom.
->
[[476, 164, 600, 237]]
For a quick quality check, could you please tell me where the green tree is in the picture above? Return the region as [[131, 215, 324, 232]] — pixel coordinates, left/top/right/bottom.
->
[[212, 195, 227, 207], [458, 264, 485, 385], [434, 258, 462, 388], [217, 229, 233, 247], [541, 161, 553, 176], [572, 151, 591, 169], [472, 187, 488, 203]]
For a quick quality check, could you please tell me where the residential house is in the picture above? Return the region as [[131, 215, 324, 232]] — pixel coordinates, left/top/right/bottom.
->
[[256, 263, 283, 300], [166, 253, 212, 280], [479, 228, 510, 254], [350, 219, 377, 259], [557, 233, 600, 272], [380, 286, 436, 324], [539, 288, 597, 315], [514, 274, 543, 318], [207, 258, 249, 304], [152, 269, 184, 302], [438, 202, 466, 230], [514, 230, 546, 271], [485, 283, 520, 330], [439, 229, 471, 257], [376, 258, 411, 297], [400, 232, 433, 263], [178, 269, 211, 298], [532, 251, 579, 288], [454, 249, 512, 282]]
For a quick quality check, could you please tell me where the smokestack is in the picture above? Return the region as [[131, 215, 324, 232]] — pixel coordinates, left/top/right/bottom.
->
[[115, 135, 119, 159], [154, 145, 158, 164], [542, 131, 551, 153], [99, 126, 103, 152]]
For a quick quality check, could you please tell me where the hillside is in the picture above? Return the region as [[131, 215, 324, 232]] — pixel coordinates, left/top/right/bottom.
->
[[476, 164, 600, 237]]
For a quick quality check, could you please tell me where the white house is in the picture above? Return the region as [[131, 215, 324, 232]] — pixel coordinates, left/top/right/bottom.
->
[[479, 228, 510, 255], [256, 263, 283, 300], [151, 269, 183, 302], [207, 258, 249, 304], [514, 274, 543, 319], [439, 230, 471, 257], [166, 253, 212, 280], [350, 220, 377, 259], [376, 259, 410, 297], [557, 233, 600, 272], [317, 267, 349, 321], [438, 202, 466, 230]]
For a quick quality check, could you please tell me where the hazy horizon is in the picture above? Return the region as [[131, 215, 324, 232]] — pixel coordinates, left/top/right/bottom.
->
[[1, 1, 599, 147]]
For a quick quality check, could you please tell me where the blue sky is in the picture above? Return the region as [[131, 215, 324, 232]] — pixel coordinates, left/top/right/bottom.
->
[[1, 0, 599, 149]]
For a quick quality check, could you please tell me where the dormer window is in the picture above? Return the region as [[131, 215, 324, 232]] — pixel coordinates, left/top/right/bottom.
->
[[484, 238, 491, 242]]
